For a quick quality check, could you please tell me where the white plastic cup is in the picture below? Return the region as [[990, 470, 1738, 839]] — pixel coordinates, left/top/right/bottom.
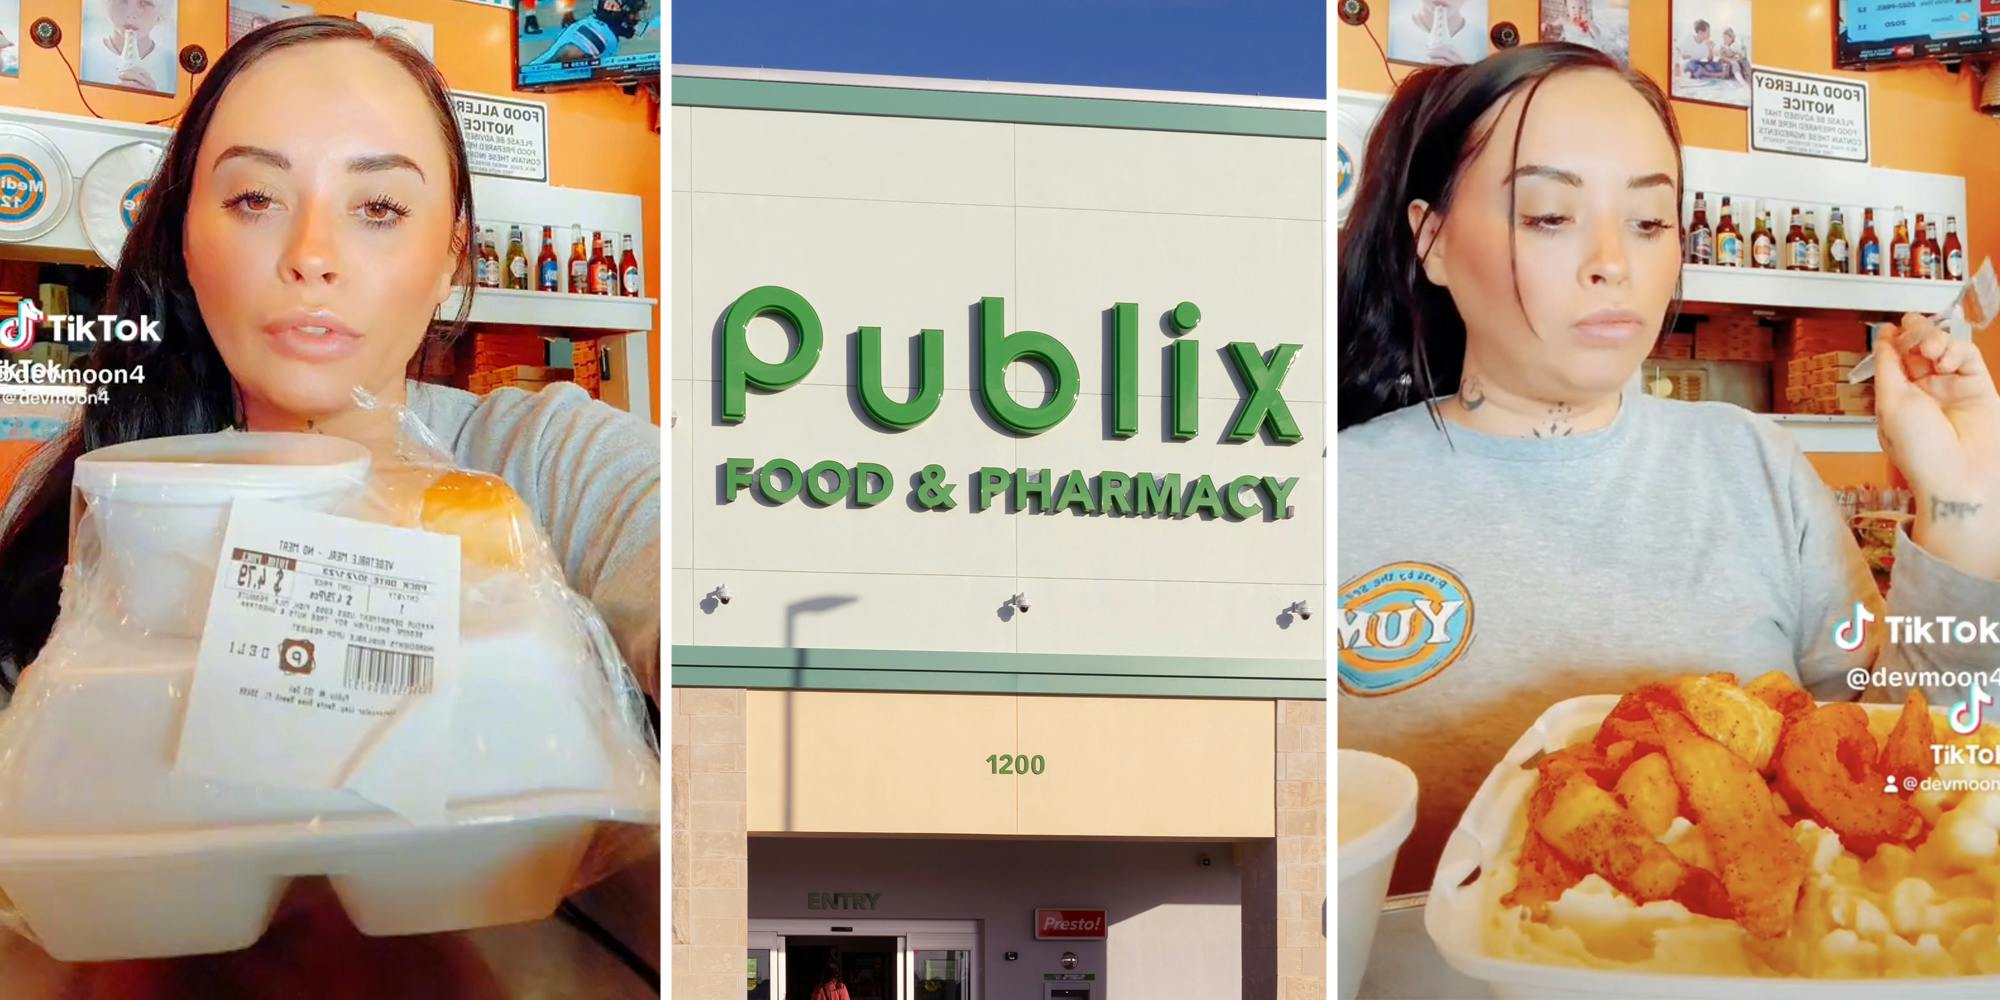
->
[[1337, 749, 1419, 1000], [71, 432, 372, 639]]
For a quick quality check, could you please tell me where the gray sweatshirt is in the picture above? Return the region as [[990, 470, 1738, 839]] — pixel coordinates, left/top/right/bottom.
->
[[1336, 392, 2000, 894]]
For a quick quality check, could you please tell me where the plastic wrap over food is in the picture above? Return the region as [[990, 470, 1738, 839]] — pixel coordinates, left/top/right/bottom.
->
[[0, 391, 660, 962]]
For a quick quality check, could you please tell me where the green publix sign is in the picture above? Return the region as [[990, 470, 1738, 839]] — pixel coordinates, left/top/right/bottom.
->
[[719, 285, 1305, 522]]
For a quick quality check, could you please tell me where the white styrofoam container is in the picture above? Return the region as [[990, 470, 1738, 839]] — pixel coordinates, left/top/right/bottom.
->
[[0, 592, 658, 961], [70, 432, 374, 639], [1423, 694, 2000, 999], [1337, 749, 1417, 1000]]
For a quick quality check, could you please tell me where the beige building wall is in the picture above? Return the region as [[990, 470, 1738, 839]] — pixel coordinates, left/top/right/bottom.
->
[[670, 688, 749, 1000], [745, 690, 1275, 837]]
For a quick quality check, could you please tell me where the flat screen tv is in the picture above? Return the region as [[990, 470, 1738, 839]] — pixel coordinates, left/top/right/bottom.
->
[[515, 0, 661, 91], [1837, 0, 2000, 68]]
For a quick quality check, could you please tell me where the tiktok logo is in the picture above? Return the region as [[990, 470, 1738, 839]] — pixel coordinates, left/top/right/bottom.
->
[[0, 298, 43, 352], [1833, 601, 1876, 652], [1953, 684, 1995, 736]]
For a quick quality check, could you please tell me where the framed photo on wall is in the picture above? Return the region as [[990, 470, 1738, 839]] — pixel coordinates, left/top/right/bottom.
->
[[1386, 0, 1490, 67], [1670, 0, 1754, 108], [228, 0, 314, 49], [1539, 0, 1631, 63], [0, 0, 20, 77], [81, 0, 180, 97]]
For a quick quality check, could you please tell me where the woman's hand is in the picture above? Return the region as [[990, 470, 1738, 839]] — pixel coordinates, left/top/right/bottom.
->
[[1874, 313, 2000, 579]]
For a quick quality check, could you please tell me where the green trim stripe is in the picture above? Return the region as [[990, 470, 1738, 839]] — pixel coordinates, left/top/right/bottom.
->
[[671, 645, 1326, 701], [672, 77, 1326, 140]]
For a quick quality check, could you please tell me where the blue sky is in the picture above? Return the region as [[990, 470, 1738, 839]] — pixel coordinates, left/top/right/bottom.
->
[[670, 1, 1326, 99]]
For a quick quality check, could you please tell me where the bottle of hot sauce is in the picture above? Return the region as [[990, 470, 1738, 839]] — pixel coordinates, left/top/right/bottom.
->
[[586, 231, 606, 295], [1715, 197, 1741, 267], [567, 224, 588, 293], [536, 225, 560, 292], [1891, 210, 1911, 278], [619, 234, 640, 297], [1914, 213, 1933, 279], [1857, 208, 1882, 276], [1688, 192, 1714, 265], [1804, 210, 1822, 272], [1751, 209, 1776, 269], [1944, 216, 1966, 282], [1800, 208, 1816, 272], [1824, 208, 1848, 274]]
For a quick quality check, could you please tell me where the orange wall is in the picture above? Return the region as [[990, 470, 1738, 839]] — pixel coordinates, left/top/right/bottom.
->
[[0, 0, 662, 425], [1340, 1, 2000, 487]]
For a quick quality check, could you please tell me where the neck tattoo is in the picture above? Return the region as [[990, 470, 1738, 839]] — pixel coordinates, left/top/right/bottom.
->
[[1459, 375, 1487, 412], [1532, 402, 1576, 438]]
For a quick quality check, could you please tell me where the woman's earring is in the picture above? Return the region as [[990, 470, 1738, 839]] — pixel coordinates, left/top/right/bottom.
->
[[1396, 373, 1414, 399]]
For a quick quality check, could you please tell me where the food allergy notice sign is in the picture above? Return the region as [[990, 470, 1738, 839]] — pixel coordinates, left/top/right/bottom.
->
[[1750, 68, 1870, 164], [450, 91, 549, 183]]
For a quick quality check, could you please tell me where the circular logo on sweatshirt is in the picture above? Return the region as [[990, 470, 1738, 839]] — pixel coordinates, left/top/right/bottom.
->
[[1338, 561, 1474, 696]]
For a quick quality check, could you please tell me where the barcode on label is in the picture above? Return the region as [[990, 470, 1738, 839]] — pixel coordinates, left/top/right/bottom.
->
[[342, 645, 434, 696]]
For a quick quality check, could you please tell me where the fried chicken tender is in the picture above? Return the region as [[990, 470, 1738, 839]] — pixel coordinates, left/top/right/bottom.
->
[[1503, 830, 1588, 910], [1613, 752, 1681, 837], [1775, 703, 1925, 856], [1593, 677, 1783, 774], [1593, 683, 1682, 769], [1671, 675, 1784, 773], [1530, 755, 1731, 920], [1745, 670, 1814, 721], [1650, 705, 1808, 939], [1878, 688, 1938, 791]]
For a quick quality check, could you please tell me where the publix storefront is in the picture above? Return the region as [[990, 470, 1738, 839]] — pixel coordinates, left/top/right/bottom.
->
[[670, 67, 1326, 1000]]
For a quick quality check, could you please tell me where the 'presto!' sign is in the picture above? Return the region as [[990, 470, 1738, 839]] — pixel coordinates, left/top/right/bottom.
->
[[716, 286, 1306, 523]]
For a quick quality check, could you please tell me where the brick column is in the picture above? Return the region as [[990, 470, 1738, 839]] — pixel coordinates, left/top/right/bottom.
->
[[670, 688, 748, 999], [1277, 700, 1327, 1000]]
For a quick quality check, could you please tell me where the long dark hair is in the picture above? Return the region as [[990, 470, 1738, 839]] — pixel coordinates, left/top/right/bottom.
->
[[1336, 43, 1683, 431], [0, 16, 475, 682]]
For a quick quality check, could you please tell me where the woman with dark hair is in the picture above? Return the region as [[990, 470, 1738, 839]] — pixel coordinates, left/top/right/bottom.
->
[[810, 958, 851, 1000], [1337, 43, 2000, 894], [0, 17, 661, 698]]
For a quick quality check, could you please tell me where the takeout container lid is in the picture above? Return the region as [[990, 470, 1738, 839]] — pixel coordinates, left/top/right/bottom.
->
[[73, 431, 371, 502], [1423, 694, 2000, 999]]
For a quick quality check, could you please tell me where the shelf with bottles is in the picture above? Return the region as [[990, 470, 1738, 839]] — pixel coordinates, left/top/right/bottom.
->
[[470, 220, 646, 299], [1684, 193, 1967, 308], [434, 285, 656, 333]]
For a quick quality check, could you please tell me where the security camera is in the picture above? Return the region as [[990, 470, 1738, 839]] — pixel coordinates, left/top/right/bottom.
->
[[1289, 601, 1313, 621], [714, 585, 732, 606], [1011, 592, 1031, 614]]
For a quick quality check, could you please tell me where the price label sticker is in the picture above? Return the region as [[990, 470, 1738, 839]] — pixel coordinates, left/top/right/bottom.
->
[[174, 499, 462, 823]]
